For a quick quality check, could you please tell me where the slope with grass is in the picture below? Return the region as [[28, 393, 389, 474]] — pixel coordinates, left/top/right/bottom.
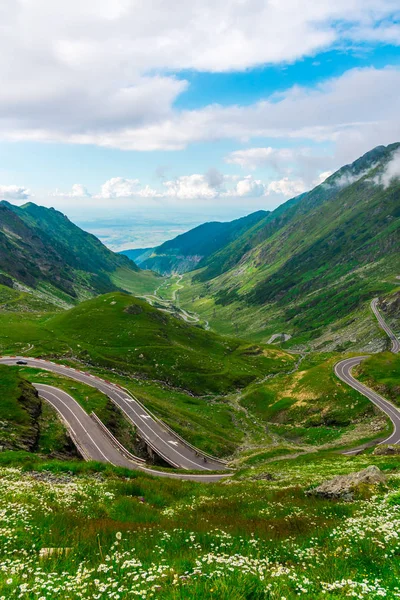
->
[[0, 365, 41, 451], [0, 365, 74, 456], [357, 352, 400, 406], [130, 210, 268, 275], [237, 352, 389, 454], [47, 293, 295, 396], [0, 201, 160, 306], [0, 450, 400, 599], [176, 144, 400, 348], [0, 291, 297, 458]]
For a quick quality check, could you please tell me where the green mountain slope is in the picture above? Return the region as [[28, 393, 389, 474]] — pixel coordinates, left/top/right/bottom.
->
[[49, 292, 294, 395], [131, 210, 268, 275], [0, 201, 159, 305], [178, 143, 400, 345], [120, 247, 153, 263]]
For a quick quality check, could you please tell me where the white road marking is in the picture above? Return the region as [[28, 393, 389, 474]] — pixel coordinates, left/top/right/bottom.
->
[[4, 357, 223, 473], [36, 385, 111, 463]]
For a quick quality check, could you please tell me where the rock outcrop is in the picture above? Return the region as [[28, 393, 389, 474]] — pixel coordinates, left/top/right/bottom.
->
[[307, 465, 386, 500], [373, 444, 400, 456]]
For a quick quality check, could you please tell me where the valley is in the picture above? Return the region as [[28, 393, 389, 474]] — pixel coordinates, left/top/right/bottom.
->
[[0, 143, 399, 599], [2, 0, 400, 594]]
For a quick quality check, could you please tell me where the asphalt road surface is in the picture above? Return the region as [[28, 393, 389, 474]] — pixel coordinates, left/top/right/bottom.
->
[[335, 298, 400, 454], [0, 356, 229, 478], [371, 297, 400, 353], [34, 383, 229, 482], [335, 357, 400, 454]]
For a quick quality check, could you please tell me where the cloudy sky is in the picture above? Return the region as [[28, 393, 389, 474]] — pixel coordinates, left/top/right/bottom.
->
[[1, 0, 399, 248]]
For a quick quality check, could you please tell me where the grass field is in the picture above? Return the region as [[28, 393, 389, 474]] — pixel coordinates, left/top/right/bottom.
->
[[0, 365, 73, 456], [0, 450, 399, 598], [357, 352, 400, 405], [171, 269, 396, 353], [0, 291, 294, 458], [110, 266, 162, 296], [238, 353, 388, 450], [0, 292, 295, 396]]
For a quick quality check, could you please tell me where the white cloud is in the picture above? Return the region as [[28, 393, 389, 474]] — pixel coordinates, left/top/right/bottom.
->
[[50, 172, 307, 205], [314, 171, 333, 185], [0, 2, 399, 154], [0, 185, 31, 200], [233, 176, 267, 198], [373, 148, 400, 188], [162, 175, 220, 200], [226, 147, 297, 170], [97, 177, 141, 198], [266, 178, 307, 197], [52, 183, 91, 197], [226, 146, 334, 187], [333, 168, 374, 188], [4, 65, 395, 157]]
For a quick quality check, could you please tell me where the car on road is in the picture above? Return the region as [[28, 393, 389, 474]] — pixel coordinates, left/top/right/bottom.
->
[[16, 360, 27, 365]]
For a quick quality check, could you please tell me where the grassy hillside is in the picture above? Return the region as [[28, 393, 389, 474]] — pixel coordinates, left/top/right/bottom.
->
[[0, 292, 298, 456], [49, 293, 295, 395], [1, 292, 390, 456], [357, 352, 400, 405], [238, 353, 388, 452], [0, 451, 399, 598], [0, 366, 74, 456], [135, 210, 268, 275], [0, 366, 41, 451], [175, 144, 400, 347], [0, 201, 159, 305]]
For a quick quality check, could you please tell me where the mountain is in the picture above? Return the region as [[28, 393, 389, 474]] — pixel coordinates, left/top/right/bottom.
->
[[120, 247, 153, 263], [0, 201, 158, 305], [179, 143, 400, 345], [125, 210, 269, 275]]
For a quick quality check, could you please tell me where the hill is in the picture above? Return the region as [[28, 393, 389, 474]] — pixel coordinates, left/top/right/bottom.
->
[[0, 366, 75, 456], [177, 143, 400, 346], [0, 441, 399, 600], [127, 210, 268, 275], [120, 247, 153, 262], [48, 292, 294, 395], [0, 201, 159, 306]]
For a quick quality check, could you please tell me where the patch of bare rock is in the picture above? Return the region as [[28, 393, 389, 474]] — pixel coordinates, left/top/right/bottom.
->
[[307, 465, 386, 501]]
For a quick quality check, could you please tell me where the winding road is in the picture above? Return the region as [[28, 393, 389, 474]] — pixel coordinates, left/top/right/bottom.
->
[[3, 296, 398, 471], [335, 298, 400, 454], [0, 356, 230, 481], [371, 297, 400, 353]]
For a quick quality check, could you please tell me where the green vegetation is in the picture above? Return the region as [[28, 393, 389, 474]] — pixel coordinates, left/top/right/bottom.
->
[[0, 291, 295, 398], [238, 352, 388, 450], [41, 293, 296, 395], [357, 352, 400, 405], [135, 210, 268, 275], [0, 295, 391, 458], [174, 144, 400, 348], [0, 366, 73, 456], [0, 290, 296, 457], [0, 201, 157, 307], [0, 365, 41, 451], [0, 283, 62, 313], [110, 265, 161, 296], [0, 451, 399, 598]]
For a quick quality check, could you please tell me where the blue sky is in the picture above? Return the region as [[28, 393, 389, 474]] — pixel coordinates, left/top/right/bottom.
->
[[0, 0, 399, 248]]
